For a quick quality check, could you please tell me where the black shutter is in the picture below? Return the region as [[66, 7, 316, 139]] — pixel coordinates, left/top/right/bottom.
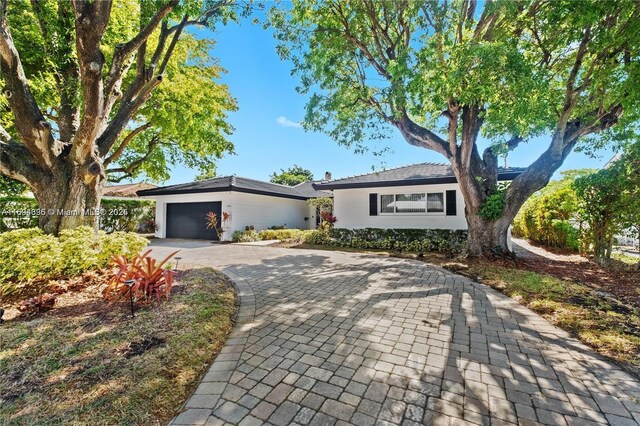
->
[[446, 190, 457, 216], [369, 193, 378, 216]]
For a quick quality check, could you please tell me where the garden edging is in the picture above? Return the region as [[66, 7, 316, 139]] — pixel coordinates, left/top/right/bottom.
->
[[169, 271, 257, 425]]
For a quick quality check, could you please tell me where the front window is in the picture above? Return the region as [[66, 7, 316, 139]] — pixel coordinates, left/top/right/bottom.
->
[[395, 193, 426, 213], [380, 194, 395, 213], [380, 192, 444, 214], [427, 193, 444, 213]]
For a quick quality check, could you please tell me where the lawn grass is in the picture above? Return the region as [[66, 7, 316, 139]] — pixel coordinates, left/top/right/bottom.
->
[[293, 243, 640, 373], [472, 265, 640, 371], [0, 268, 236, 425], [612, 251, 640, 267]]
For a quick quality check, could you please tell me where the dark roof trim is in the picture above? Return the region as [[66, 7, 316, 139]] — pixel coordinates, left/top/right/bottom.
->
[[314, 172, 523, 190], [137, 184, 310, 200]]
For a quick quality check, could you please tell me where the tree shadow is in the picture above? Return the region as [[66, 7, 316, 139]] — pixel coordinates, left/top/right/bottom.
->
[[173, 247, 639, 425]]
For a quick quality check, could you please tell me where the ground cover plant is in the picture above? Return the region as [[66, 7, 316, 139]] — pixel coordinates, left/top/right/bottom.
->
[[0, 227, 148, 303], [0, 267, 237, 425]]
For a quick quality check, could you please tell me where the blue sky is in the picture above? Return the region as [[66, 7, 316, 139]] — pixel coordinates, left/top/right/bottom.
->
[[162, 18, 614, 185]]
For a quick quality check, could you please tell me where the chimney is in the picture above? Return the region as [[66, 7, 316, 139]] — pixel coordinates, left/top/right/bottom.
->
[[324, 171, 332, 181]]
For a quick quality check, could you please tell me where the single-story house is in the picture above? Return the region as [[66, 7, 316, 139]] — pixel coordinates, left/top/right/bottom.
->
[[137, 176, 330, 241], [313, 163, 524, 230]]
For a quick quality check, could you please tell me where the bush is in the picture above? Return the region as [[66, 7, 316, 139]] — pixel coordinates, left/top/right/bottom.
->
[[258, 229, 306, 242], [232, 230, 260, 243], [100, 199, 155, 233], [0, 228, 61, 283], [0, 227, 148, 291], [512, 171, 587, 251], [0, 197, 39, 231], [304, 230, 329, 245], [304, 228, 468, 253], [104, 249, 176, 303]]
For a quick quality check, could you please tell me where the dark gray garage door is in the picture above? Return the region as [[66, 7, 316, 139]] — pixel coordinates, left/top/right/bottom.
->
[[166, 202, 221, 240]]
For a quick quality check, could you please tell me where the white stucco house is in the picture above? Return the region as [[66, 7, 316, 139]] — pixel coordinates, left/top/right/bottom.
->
[[137, 176, 330, 241], [313, 163, 524, 230], [138, 163, 524, 242]]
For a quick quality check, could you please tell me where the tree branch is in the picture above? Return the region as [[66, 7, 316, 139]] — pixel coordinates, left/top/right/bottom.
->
[[70, 0, 113, 163], [98, 1, 235, 158], [104, 0, 178, 101], [394, 113, 450, 158], [103, 122, 151, 166], [106, 134, 160, 181], [504, 101, 624, 220], [460, 105, 484, 168], [158, 14, 189, 75], [167, 0, 233, 35], [31, 0, 80, 143], [0, 140, 40, 184], [0, 3, 57, 168]]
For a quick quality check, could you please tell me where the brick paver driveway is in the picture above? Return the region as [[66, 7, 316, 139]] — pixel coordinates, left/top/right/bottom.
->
[[150, 240, 640, 426]]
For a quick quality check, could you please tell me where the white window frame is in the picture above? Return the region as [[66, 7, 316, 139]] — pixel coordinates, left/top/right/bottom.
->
[[379, 192, 445, 216]]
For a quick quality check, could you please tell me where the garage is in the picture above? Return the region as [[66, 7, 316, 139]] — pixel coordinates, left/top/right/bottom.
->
[[138, 176, 331, 241], [166, 201, 221, 240]]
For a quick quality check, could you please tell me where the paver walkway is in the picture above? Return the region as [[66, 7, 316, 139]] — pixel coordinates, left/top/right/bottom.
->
[[149, 241, 640, 426]]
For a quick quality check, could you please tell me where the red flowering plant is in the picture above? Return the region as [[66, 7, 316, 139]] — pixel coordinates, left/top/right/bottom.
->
[[319, 211, 337, 232], [205, 211, 231, 241], [103, 249, 178, 304]]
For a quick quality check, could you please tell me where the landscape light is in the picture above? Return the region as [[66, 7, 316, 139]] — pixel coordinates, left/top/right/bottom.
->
[[123, 280, 136, 318]]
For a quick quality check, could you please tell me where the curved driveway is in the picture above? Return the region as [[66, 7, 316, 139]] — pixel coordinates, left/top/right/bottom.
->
[[151, 241, 640, 426]]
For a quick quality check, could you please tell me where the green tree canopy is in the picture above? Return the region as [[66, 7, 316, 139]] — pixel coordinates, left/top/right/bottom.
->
[[0, 0, 246, 233], [105, 34, 236, 183], [573, 142, 640, 265], [512, 169, 594, 250], [270, 164, 314, 186], [271, 0, 640, 255]]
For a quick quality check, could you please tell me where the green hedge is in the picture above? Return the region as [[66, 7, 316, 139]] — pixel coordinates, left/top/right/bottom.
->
[[323, 228, 467, 253], [232, 230, 260, 242], [0, 197, 155, 233], [258, 229, 308, 241], [232, 228, 311, 243], [0, 227, 148, 295], [231, 227, 467, 252]]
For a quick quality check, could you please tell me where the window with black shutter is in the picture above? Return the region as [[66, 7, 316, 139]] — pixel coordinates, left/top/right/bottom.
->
[[369, 193, 378, 216], [446, 190, 457, 216]]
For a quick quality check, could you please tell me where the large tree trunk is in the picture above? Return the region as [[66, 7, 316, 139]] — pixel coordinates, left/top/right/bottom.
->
[[0, 0, 202, 235], [466, 214, 513, 256], [31, 162, 103, 235]]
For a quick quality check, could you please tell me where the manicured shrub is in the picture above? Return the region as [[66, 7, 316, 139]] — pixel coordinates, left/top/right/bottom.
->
[[0, 197, 39, 231], [512, 170, 589, 251], [258, 229, 305, 242], [0, 227, 148, 291], [0, 228, 61, 282], [100, 199, 155, 233], [304, 230, 330, 245], [316, 228, 468, 253], [232, 230, 260, 242], [98, 231, 150, 265]]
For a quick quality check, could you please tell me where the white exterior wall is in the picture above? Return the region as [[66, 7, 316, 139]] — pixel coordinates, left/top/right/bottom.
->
[[142, 191, 312, 241], [230, 192, 310, 233], [333, 183, 468, 230]]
